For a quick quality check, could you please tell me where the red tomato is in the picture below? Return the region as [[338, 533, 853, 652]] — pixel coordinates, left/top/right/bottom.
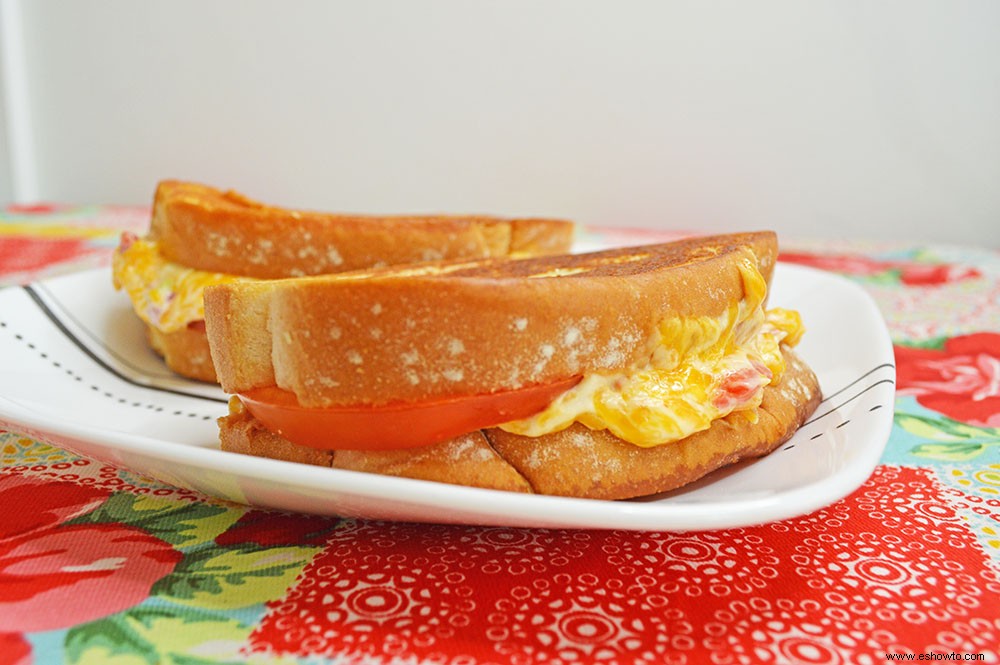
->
[[238, 376, 582, 451]]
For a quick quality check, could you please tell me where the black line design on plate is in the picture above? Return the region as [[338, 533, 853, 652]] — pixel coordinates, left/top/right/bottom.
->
[[2, 317, 216, 420], [780, 365, 894, 455], [817, 363, 895, 405], [803, 378, 895, 427], [32, 281, 182, 382], [20, 285, 227, 404]]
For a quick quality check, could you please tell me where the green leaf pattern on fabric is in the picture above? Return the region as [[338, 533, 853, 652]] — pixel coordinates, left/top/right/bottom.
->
[[896, 412, 1000, 461], [66, 607, 265, 665], [68, 493, 241, 547], [61, 493, 326, 664], [154, 543, 322, 609]]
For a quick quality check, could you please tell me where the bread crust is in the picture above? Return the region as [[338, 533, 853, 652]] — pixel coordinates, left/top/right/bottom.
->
[[332, 433, 535, 494], [199, 282, 276, 388], [149, 180, 574, 278], [205, 232, 779, 404], [129, 180, 573, 382], [217, 346, 820, 499], [145, 323, 217, 383]]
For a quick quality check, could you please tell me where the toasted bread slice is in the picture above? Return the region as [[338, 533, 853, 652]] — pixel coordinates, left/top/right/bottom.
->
[[205, 231, 778, 404], [145, 324, 216, 383], [217, 346, 819, 499], [149, 180, 574, 279], [117, 179, 574, 382]]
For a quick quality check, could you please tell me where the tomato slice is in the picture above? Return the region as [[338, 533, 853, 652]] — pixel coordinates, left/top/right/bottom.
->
[[238, 376, 582, 451]]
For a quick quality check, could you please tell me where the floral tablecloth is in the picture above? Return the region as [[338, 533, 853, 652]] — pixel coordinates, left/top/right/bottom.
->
[[1, 205, 998, 664]]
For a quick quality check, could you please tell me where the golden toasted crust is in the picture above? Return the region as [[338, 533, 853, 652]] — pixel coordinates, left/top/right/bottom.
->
[[331, 433, 534, 493], [204, 232, 778, 404], [509, 219, 577, 256], [200, 282, 276, 389], [132, 179, 572, 382], [145, 324, 217, 383], [149, 180, 574, 278], [217, 346, 820, 499]]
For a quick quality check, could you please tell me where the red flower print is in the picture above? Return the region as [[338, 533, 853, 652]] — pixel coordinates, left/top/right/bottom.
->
[[215, 509, 336, 548], [895, 333, 1000, 428], [0, 477, 108, 540], [895, 263, 982, 286], [0, 236, 101, 276], [4, 203, 59, 215], [779, 252, 981, 286], [0, 632, 31, 665], [780, 252, 888, 277], [0, 475, 181, 633]]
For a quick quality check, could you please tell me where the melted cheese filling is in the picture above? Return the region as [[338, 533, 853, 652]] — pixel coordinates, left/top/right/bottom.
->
[[499, 257, 804, 447], [112, 235, 246, 332]]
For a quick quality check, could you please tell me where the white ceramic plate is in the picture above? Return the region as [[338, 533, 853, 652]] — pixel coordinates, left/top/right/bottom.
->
[[0, 262, 894, 530]]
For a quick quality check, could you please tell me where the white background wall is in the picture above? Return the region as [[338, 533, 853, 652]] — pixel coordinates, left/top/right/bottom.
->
[[2, 0, 998, 246]]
